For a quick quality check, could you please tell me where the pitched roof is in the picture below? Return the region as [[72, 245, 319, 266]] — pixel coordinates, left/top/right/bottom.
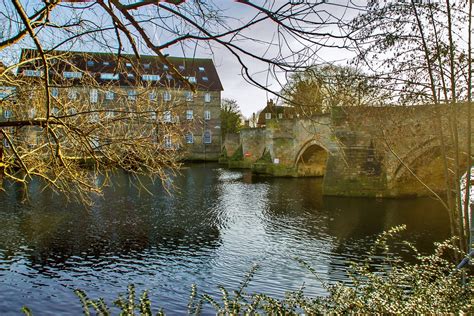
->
[[18, 48, 223, 91]]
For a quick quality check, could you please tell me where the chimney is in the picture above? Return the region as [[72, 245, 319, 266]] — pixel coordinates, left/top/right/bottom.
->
[[267, 99, 274, 108]]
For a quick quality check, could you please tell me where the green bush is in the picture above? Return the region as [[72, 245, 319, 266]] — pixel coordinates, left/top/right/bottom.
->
[[23, 226, 473, 315]]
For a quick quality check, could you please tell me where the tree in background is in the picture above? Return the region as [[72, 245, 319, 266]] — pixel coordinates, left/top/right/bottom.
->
[[350, 0, 472, 253], [220, 98, 242, 140], [281, 64, 375, 116]]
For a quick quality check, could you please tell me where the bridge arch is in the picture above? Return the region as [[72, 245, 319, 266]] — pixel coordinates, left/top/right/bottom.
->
[[294, 139, 329, 177], [390, 141, 448, 196]]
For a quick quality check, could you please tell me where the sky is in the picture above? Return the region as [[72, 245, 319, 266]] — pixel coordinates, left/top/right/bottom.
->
[[0, 0, 365, 117]]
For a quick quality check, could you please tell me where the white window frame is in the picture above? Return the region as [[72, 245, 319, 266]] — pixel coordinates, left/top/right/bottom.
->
[[3, 109, 12, 119], [150, 111, 157, 120], [28, 108, 36, 119], [51, 87, 59, 98], [100, 73, 119, 80], [63, 71, 83, 79], [204, 93, 211, 103], [202, 76, 209, 82], [185, 132, 194, 144], [186, 109, 193, 120], [163, 91, 171, 101], [203, 130, 212, 144], [278, 113, 283, 119], [163, 110, 172, 123], [68, 89, 78, 100], [204, 110, 211, 120], [265, 112, 272, 120], [126, 62, 132, 68], [23, 69, 42, 77], [188, 76, 197, 84], [198, 66, 205, 72], [164, 135, 172, 148], [185, 91, 193, 101], [142, 74, 160, 81], [105, 91, 115, 100], [128, 90, 137, 101], [90, 89, 98, 103]]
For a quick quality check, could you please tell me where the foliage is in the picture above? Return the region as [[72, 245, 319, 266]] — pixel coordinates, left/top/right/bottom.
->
[[23, 226, 473, 315], [220, 98, 242, 140], [281, 64, 375, 115]]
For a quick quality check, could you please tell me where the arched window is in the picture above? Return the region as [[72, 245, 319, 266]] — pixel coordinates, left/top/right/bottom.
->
[[203, 130, 212, 144]]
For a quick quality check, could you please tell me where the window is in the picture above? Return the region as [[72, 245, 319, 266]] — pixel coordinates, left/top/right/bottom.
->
[[51, 107, 60, 116], [164, 135, 172, 148], [163, 91, 171, 101], [150, 111, 157, 120], [63, 71, 83, 79], [68, 108, 77, 115], [90, 89, 98, 103], [128, 90, 137, 100], [188, 76, 197, 84], [278, 113, 283, 119], [265, 112, 271, 120], [68, 89, 78, 100], [163, 110, 172, 122], [143, 63, 151, 69], [198, 66, 205, 72], [203, 130, 212, 144], [185, 132, 194, 144], [28, 108, 36, 119], [126, 62, 132, 67], [179, 65, 185, 71], [204, 110, 211, 120], [90, 137, 100, 150], [184, 91, 193, 101], [163, 65, 169, 70], [3, 109, 12, 119], [0, 87, 15, 100], [202, 76, 209, 82], [142, 74, 160, 81], [23, 69, 42, 77], [186, 109, 193, 120], [105, 91, 115, 100], [149, 91, 157, 101], [3, 139, 10, 148], [90, 113, 99, 123], [103, 61, 110, 66], [166, 74, 173, 80], [204, 93, 211, 103], [51, 87, 59, 97], [127, 73, 135, 79], [105, 110, 114, 118], [87, 60, 95, 67], [100, 73, 119, 80]]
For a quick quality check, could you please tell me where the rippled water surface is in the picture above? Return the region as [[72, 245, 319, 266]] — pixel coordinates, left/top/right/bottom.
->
[[0, 164, 450, 314]]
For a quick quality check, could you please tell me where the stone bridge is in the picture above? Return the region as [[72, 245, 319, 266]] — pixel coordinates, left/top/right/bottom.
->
[[222, 104, 473, 197]]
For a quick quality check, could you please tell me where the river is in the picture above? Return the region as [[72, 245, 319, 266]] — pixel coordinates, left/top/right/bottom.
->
[[0, 163, 450, 315]]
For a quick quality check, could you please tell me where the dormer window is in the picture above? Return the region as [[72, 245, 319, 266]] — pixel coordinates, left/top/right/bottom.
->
[[103, 61, 110, 66], [126, 63, 132, 67], [143, 63, 151, 69], [198, 66, 205, 72], [87, 60, 95, 67], [100, 73, 119, 80], [202, 76, 209, 81], [163, 65, 169, 70], [142, 74, 160, 81], [178, 65, 185, 71], [23, 69, 42, 77], [188, 76, 197, 84], [127, 73, 134, 79], [63, 71, 83, 79]]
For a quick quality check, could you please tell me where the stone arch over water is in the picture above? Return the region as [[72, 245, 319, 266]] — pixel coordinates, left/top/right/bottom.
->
[[294, 139, 329, 177]]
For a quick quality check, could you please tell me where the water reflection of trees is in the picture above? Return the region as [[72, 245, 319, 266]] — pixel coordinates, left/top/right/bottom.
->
[[0, 167, 223, 271]]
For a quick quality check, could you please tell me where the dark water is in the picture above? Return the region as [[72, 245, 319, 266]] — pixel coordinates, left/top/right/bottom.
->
[[0, 164, 450, 315]]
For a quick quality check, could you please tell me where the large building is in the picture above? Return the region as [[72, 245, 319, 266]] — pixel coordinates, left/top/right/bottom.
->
[[11, 49, 223, 160]]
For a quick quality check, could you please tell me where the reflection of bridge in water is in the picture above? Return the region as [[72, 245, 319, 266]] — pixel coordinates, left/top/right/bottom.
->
[[223, 104, 474, 198]]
